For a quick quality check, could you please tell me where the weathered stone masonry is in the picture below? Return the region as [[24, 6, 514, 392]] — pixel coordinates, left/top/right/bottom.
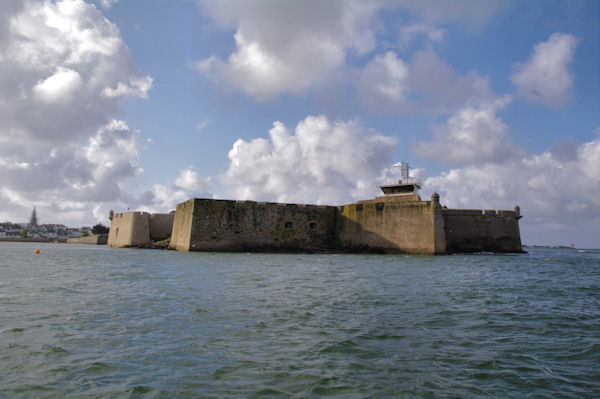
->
[[169, 199, 338, 252], [107, 211, 173, 248], [164, 194, 522, 254], [108, 189, 523, 254]]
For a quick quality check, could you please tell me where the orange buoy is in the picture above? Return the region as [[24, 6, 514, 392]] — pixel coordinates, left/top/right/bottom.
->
[[35, 249, 40, 254]]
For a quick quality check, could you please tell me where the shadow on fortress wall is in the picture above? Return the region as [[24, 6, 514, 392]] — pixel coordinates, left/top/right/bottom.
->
[[334, 216, 415, 254], [110, 197, 524, 255]]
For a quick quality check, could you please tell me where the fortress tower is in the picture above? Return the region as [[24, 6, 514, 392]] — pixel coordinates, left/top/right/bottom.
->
[[378, 162, 421, 201], [360, 162, 422, 204]]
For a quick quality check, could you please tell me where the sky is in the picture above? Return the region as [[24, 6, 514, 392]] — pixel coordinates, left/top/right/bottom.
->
[[0, 0, 598, 248]]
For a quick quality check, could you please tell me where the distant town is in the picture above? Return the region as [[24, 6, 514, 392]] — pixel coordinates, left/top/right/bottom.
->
[[0, 207, 108, 242]]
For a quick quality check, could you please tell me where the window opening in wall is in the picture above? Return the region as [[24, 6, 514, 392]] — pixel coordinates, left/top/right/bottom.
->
[[284, 221, 294, 230], [309, 222, 318, 230]]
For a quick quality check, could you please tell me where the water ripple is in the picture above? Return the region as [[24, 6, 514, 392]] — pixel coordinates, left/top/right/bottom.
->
[[0, 243, 598, 397]]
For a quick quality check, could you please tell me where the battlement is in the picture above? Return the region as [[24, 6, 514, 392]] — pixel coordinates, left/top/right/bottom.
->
[[109, 193, 523, 254], [442, 209, 518, 218]]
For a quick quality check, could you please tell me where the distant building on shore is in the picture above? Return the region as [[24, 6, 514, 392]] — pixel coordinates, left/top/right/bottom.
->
[[0, 207, 88, 241]]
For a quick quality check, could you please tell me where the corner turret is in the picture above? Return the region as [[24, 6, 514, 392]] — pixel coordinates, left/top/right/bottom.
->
[[514, 205, 522, 219], [431, 192, 441, 209]]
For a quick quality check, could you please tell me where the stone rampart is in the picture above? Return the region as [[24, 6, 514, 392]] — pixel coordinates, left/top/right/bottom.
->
[[336, 200, 446, 254], [117, 193, 523, 255], [170, 200, 195, 251], [108, 211, 174, 248], [107, 212, 150, 248], [149, 213, 174, 240], [67, 234, 108, 245], [442, 209, 523, 253], [169, 198, 338, 252]]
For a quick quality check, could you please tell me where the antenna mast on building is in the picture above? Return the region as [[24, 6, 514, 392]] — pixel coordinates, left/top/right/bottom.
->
[[393, 161, 414, 184]]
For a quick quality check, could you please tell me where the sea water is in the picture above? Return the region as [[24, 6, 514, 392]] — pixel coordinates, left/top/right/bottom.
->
[[0, 242, 598, 398]]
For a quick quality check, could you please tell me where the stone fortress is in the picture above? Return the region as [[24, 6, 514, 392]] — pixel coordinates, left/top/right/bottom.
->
[[108, 164, 523, 255]]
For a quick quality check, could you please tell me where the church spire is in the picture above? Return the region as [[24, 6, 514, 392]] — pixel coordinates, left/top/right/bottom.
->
[[29, 207, 38, 229]]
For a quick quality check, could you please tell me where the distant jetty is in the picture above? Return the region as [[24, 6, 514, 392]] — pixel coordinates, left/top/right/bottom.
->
[[0, 237, 59, 243], [107, 173, 523, 255]]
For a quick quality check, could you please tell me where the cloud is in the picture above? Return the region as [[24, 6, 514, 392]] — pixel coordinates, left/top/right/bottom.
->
[[32, 66, 83, 103], [0, 119, 145, 226], [222, 115, 397, 204], [174, 167, 210, 193], [399, 23, 446, 45], [357, 48, 494, 114], [195, 0, 508, 103], [413, 97, 522, 166], [0, 0, 152, 143], [511, 32, 578, 106], [195, 118, 210, 132], [0, 0, 153, 225], [99, 0, 119, 8], [102, 76, 153, 99], [357, 51, 411, 106], [394, 0, 505, 30], [81, 166, 212, 225], [423, 128, 600, 247], [139, 167, 212, 214], [196, 0, 377, 100], [195, 1, 508, 104]]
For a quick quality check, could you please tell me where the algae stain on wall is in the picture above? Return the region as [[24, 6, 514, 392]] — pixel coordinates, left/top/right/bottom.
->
[[111, 193, 523, 254]]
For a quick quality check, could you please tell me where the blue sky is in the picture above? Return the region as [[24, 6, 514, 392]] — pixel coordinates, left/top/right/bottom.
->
[[0, 0, 598, 248]]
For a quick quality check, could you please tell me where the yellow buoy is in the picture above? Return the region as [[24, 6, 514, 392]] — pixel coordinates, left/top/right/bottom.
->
[[35, 249, 40, 254]]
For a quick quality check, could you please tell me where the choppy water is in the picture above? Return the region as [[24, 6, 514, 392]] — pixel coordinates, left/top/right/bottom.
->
[[1, 243, 598, 398]]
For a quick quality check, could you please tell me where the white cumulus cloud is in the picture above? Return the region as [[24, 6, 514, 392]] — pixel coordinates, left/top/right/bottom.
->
[[357, 51, 410, 105], [102, 76, 153, 99], [357, 48, 494, 114], [223, 115, 397, 204], [414, 97, 522, 166], [423, 128, 600, 247], [196, 0, 377, 100], [399, 23, 446, 45], [0, 0, 153, 226], [140, 168, 211, 214], [511, 32, 578, 106], [32, 66, 83, 103]]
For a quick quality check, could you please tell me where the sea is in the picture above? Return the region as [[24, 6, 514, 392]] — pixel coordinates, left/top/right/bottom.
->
[[0, 242, 598, 398]]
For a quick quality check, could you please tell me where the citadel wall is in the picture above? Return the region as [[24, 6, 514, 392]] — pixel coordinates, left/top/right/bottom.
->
[[335, 199, 446, 254], [67, 233, 108, 245], [107, 212, 150, 248], [169, 198, 338, 252], [107, 211, 174, 248], [442, 208, 523, 253], [111, 193, 523, 254], [170, 200, 195, 251], [148, 213, 174, 241], [168, 196, 522, 254]]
